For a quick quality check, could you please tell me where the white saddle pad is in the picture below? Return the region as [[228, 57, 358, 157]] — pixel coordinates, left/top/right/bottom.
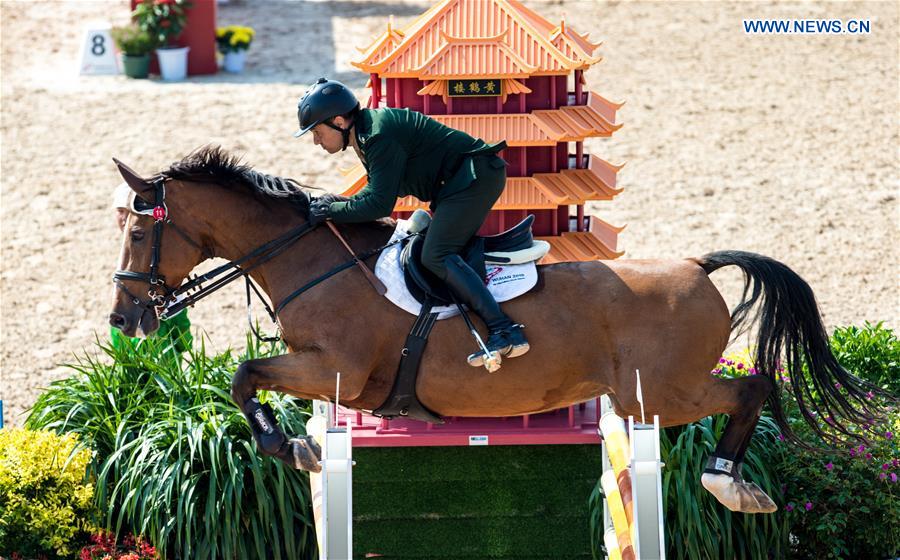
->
[[375, 219, 538, 320]]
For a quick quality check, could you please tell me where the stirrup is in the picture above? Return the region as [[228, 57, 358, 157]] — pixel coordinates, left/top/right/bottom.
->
[[467, 348, 503, 372], [467, 324, 529, 371]]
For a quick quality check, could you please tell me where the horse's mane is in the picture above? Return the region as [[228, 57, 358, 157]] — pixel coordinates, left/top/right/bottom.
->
[[163, 145, 312, 212]]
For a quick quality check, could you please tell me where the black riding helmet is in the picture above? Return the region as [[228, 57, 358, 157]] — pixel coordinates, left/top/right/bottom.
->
[[293, 77, 360, 151]]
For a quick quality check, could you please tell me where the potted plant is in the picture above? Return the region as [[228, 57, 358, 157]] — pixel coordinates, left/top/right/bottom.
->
[[133, 0, 193, 81], [216, 25, 255, 73], [111, 25, 154, 78]]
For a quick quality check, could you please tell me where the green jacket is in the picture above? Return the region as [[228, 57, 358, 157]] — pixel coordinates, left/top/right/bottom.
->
[[329, 107, 505, 223]]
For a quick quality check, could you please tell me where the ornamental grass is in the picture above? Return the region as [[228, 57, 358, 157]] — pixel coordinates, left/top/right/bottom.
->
[[26, 333, 317, 560]]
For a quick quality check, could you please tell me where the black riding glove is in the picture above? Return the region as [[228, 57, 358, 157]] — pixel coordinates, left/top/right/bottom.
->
[[308, 199, 332, 226], [308, 194, 350, 226]]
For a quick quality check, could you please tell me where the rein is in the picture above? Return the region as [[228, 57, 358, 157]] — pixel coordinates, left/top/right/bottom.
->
[[113, 178, 407, 341]]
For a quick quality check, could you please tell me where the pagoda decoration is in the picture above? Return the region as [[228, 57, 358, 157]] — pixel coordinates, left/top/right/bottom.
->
[[342, 0, 626, 263]]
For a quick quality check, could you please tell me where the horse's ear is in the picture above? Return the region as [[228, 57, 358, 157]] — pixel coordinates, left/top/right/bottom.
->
[[112, 157, 154, 196]]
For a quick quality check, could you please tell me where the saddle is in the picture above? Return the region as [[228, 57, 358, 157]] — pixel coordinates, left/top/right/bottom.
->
[[372, 211, 549, 424], [400, 212, 548, 306]]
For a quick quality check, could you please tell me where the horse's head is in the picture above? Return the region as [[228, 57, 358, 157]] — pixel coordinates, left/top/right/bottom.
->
[[109, 158, 208, 337]]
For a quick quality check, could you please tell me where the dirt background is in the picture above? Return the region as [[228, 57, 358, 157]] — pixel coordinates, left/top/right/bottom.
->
[[1, 0, 897, 427]]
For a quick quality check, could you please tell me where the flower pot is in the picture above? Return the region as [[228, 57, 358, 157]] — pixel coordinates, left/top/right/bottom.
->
[[121, 53, 150, 79], [156, 46, 190, 81], [223, 50, 246, 73]]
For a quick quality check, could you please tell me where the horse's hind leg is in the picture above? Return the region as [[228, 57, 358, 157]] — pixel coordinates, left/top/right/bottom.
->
[[701, 375, 778, 513], [231, 355, 327, 472]]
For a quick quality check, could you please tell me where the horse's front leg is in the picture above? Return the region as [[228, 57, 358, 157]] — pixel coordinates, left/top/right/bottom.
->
[[230, 350, 361, 472]]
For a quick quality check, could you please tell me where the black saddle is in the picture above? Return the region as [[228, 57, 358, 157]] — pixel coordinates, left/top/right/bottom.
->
[[401, 215, 535, 306]]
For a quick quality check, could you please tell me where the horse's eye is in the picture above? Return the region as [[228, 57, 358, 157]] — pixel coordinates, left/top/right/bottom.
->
[[130, 228, 145, 242]]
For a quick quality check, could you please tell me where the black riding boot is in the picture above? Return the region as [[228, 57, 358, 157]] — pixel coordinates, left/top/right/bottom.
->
[[443, 255, 529, 367]]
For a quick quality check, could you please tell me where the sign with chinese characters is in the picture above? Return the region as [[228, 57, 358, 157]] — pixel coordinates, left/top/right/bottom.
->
[[448, 79, 502, 97]]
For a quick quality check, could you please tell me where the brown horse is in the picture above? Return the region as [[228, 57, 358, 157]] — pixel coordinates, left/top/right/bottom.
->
[[109, 147, 890, 515]]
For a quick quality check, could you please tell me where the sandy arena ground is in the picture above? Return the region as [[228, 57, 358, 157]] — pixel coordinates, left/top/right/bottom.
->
[[1, 0, 897, 427]]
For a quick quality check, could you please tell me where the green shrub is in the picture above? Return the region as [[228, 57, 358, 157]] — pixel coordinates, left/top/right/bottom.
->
[[0, 428, 97, 559], [829, 321, 900, 395], [773, 322, 900, 559], [110, 25, 155, 56], [775, 413, 899, 559], [26, 333, 317, 560]]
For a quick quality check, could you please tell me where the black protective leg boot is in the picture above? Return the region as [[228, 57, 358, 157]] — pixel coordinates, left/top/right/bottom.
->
[[443, 255, 529, 367]]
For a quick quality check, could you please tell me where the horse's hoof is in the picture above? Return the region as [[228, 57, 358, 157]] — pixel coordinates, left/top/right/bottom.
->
[[289, 436, 322, 472], [702, 473, 777, 514], [746, 482, 778, 513]]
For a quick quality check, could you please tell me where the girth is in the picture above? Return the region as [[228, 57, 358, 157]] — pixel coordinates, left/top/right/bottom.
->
[[372, 298, 444, 424]]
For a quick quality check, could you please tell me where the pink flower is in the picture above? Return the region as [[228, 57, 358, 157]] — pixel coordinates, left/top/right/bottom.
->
[[866, 452, 873, 460], [866, 391, 874, 400], [884, 463, 891, 471], [726, 360, 734, 366], [805, 502, 813, 511], [777, 434, 785, 442], [850, 448, 857, 457], [825, 462, 834, 471], [892, 459, 899, 468], [737, 363, 744, 370], [749, 367, 757, 375], [719, 358, 726, 364], [879, 473, 888, 480], [834, 382, 842, 389], [886, 431, 894, 440], [785, 503, 794, 512], [892, 473, 898, 483]]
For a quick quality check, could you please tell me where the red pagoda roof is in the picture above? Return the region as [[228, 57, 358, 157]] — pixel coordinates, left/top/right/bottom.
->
[[353, 0, 602, 77]]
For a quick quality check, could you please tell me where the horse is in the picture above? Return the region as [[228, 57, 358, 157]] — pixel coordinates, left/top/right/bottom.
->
[[109, 146, 891, 515]]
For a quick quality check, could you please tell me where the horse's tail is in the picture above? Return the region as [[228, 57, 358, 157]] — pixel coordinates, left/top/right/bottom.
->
[[695, 250, 893, 447]]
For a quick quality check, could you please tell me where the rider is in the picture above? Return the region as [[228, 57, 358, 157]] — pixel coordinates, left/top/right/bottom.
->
[[294, 77, 529, 367]]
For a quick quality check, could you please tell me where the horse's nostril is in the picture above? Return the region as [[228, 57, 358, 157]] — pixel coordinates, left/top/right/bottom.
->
[[109, 312, 126, 329]]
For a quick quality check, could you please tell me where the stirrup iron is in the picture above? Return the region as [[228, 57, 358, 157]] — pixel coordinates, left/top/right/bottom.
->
[[452, 297, 502, 372]]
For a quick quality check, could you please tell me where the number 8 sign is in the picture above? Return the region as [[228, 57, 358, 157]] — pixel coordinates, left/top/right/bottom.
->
[[79, 23, 119, 75]]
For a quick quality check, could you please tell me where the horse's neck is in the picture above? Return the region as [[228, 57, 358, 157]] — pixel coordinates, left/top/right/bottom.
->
[[197, 196, 394, 305], [175, 182, 395, 309]]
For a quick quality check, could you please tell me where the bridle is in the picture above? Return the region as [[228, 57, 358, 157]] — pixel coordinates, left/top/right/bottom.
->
[[113, 179, 189, 313], [112, 177, 403, 341]]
